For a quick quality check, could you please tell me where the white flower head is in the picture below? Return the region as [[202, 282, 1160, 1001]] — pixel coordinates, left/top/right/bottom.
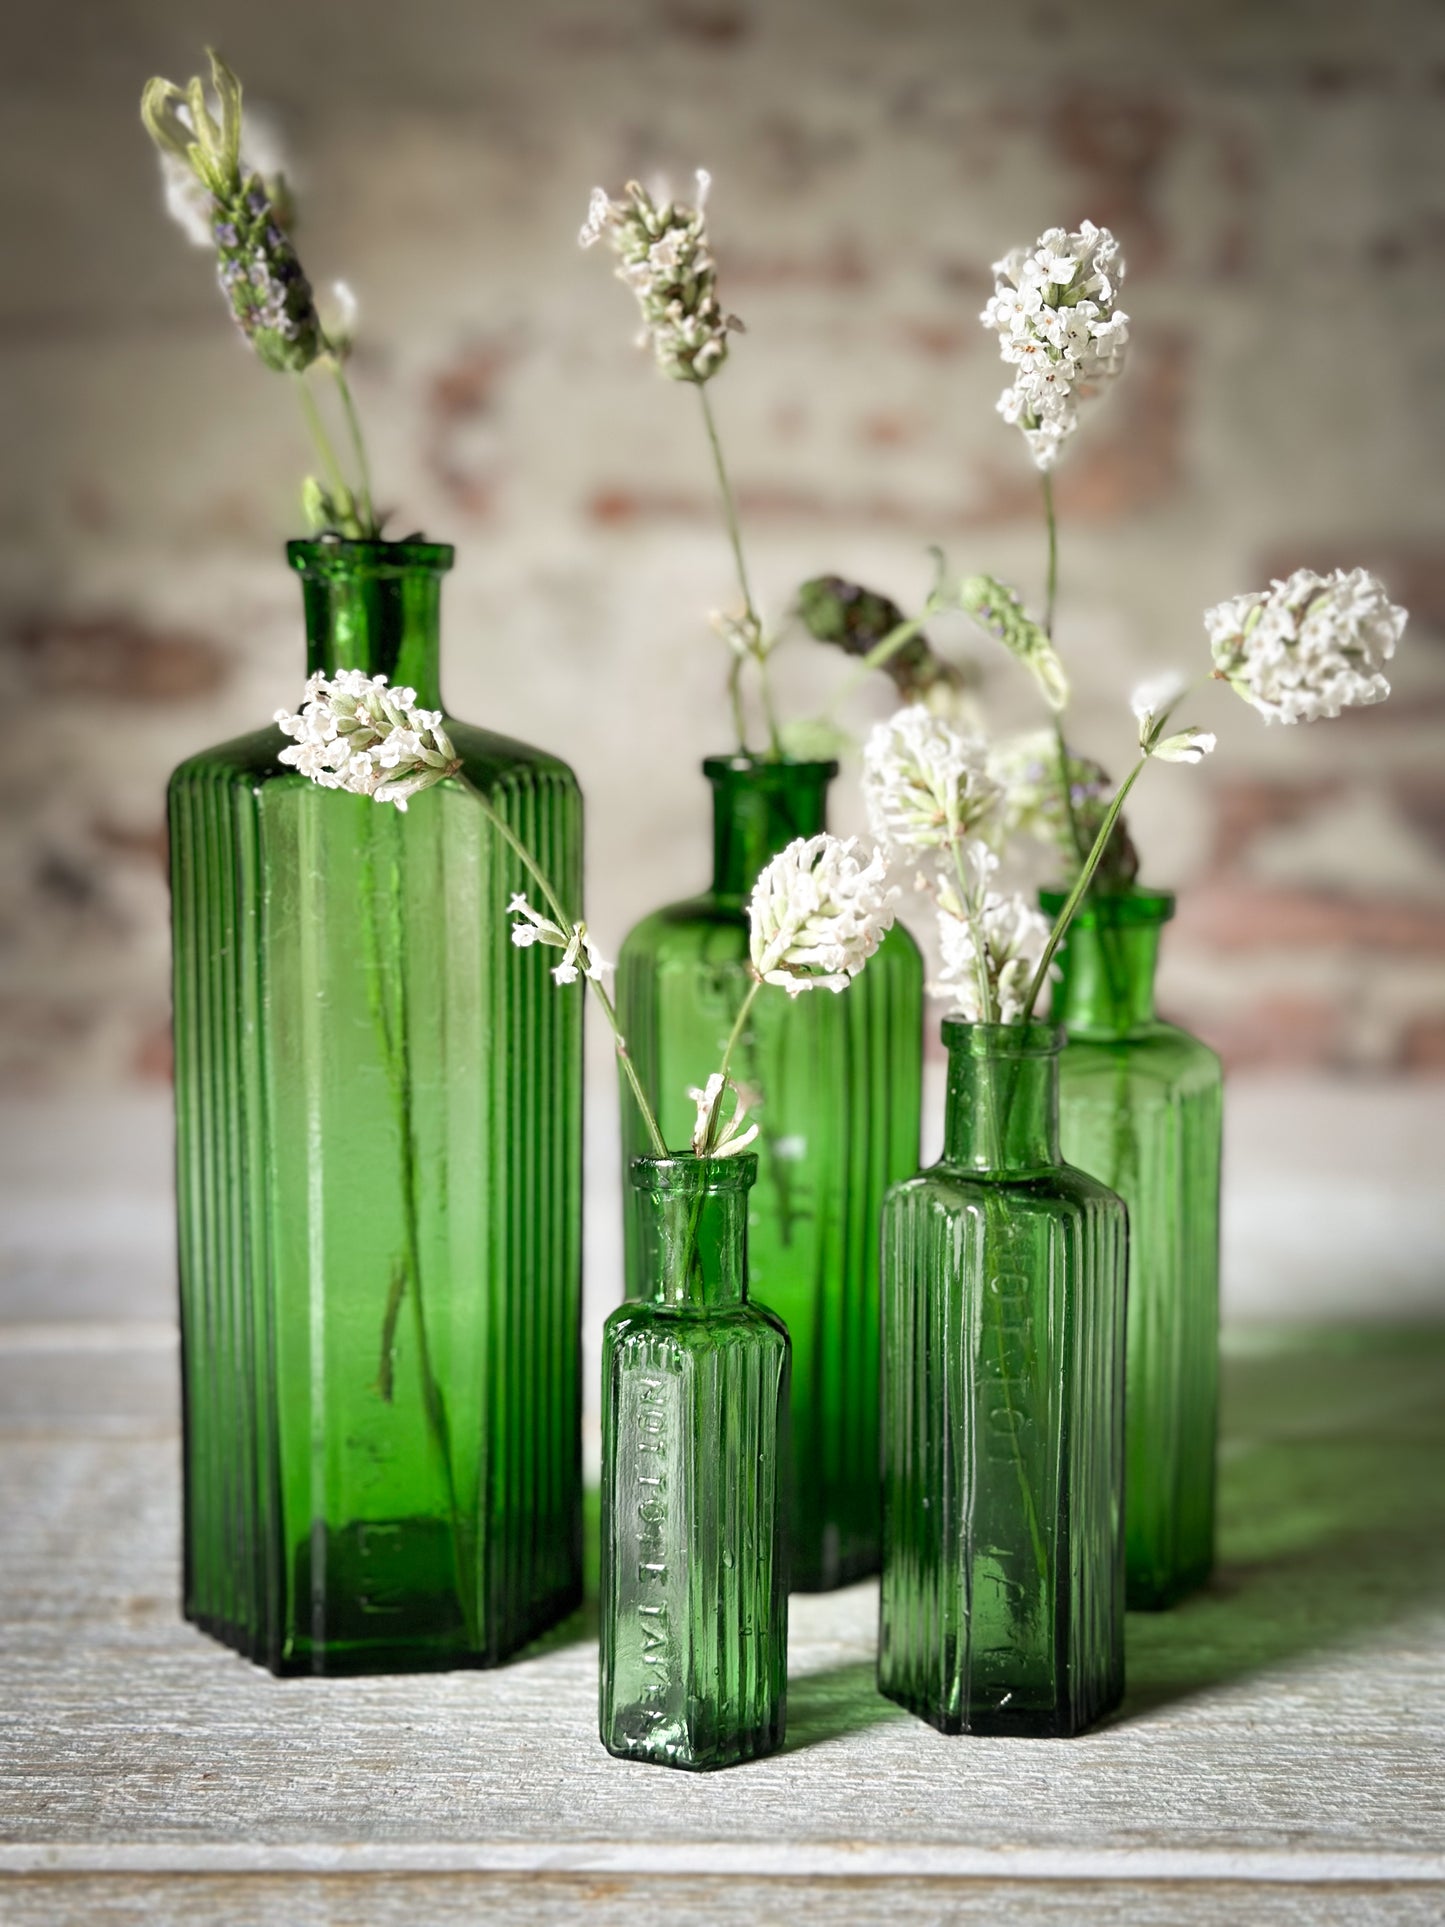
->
[[687, 1073, 760, 1158], [932, 892, 1057, 1024], [580, 169, 740, 384], [863, 706, 1003, 865], [748, 834, 896, 997], [980, 219, 1129, 470], [1206, 567, 1405, 726], [506, 893, 610, 985], [275, 670, 459, 810]]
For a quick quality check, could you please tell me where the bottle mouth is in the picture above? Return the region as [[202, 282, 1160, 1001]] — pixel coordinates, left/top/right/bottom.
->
[[702, 754, 840, 783], [941, 1018, 1062, 1059], [630, 1153, 759, 1194], [287, 537, 455, 579], [1038, 884, 1175, 927]]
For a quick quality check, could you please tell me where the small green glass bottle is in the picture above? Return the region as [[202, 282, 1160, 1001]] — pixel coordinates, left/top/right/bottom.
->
[[617, 757, 922, 1591], [170, 540, 583, 1674], [600, 1154, 790, 1770], [879, 1020, 1127, 1738], [1042, 886, 1224, 1610]]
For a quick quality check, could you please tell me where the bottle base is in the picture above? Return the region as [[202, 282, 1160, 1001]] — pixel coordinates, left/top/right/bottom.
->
[[185, 1513, 583, 1677], [600, 1722, 785, 1771], [1126, 1560, 1212, 1612], [879, 1681, 1121, 1740]]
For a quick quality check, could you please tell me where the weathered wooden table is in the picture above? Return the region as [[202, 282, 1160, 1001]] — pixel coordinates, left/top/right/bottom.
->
[[3, 1088, 1444, 1922]]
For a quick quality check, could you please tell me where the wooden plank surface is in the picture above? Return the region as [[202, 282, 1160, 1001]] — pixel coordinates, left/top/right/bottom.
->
[[1, 1322, 1443, 1922]]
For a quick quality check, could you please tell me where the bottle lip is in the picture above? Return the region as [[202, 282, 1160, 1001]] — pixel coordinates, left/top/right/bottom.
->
[[287, 537, 456, 579], [702, 753, 840, 783], [941, 1018, 1062, 1059], [630, 1152, 759, 1194], [1038, 883, 1176, 927]]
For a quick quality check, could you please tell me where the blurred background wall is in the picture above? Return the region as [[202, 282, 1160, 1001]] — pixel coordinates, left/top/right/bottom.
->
[[2, 0, 1443, 1318]]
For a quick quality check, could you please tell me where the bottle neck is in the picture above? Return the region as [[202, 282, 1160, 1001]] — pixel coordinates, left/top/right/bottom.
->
[[1041, 887, 1175, 1038], [288, 540, 454, 711], [630, 1156, 757, 1309], [940, 1021, 1062, 1175], [705, 757, 837, 901]]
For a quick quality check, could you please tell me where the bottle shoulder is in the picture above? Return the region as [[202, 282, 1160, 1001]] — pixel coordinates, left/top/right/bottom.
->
[[1061, 1021, 1223, 1091], [445, 718, 579, 793], [889, 1160, 1125, 1222], [168, 715, 580, 810], [604, 1299, 789, 1356]]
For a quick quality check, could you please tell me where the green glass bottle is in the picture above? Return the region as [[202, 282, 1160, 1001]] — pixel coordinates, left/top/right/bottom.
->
[[1042, 885, 1224, 1610], [617, 757, 922, 1592], [169, 539, 583, 1675], [600, 1154, 790, 1770], [879, 1020, 1127, 1737]]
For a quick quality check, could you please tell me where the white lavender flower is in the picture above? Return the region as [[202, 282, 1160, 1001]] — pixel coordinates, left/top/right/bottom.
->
[[580, 170, 739, 384], [143, 51, 322, 373], [688, 1074, 760, 1158], [862, 706, 1002, 863], [275, 669, 459, 811], [1206, 568, 1405, 726], [933, 892, 1057, 1024], [747, 834, 896, 997], [980, 220, 1129, 470], [506, 895, 610, 986]]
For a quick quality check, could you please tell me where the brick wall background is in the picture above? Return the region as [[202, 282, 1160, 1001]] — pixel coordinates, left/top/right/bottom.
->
[[4, 0, 1445, 1098]]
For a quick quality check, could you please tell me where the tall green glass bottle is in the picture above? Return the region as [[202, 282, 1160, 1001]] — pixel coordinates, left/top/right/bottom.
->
[[169, 539, 583, 1675], [879, 1020, 1127, 1738], [600, 1154, 790, 1770], [1042, 885, 1224, 1609], [617, 757, 922, 1592]]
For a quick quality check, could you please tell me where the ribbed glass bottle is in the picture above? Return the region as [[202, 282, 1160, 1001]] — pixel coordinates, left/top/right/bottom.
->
[[169, 539, 583, 1675], [600, 1154, 790, 1770], [617, 757, 922, 1592], [1042, 886, 1224, 1610], [879, 1021, 1127, 1737]]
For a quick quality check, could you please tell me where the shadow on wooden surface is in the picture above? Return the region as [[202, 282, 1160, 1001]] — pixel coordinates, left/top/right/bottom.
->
[[1120, 1327, 1445, 1721]]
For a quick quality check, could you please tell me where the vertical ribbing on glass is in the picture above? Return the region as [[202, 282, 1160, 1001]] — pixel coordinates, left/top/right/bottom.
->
[[1055, 1051, 1221, 1608], [878, 1028, 1126, 1738], [616, 762, 922, 1592], [1044, 888, 1223, 1610], [601, 1159, 789, 1770], [170, 549, 583, 1677]]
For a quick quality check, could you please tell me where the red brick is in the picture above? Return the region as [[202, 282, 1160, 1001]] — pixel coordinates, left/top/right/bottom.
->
[[1173, 991, 1344, 1073], [1399, 1015, 1445, 1071], [12, 614, 229, 701], [1173, 882, 1445, 955], [1048, 88, 1182, 272]]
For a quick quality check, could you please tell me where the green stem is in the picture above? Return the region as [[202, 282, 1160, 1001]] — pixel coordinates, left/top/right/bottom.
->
[[949, 843, 997, 1027], [330, 360, 378, 538], [1022, 752, 1151, 1022], [293, 374, 361, 537], [698, 384, 775, 756], [359, 819, 477, 1644], [695, 977, 765, 1155], [825, 609, 933, 720], [1042, 470, 1058, 638], [462, 777, 669, 1159]]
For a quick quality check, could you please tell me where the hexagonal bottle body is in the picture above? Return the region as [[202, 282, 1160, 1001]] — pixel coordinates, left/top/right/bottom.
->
[[600, 1155, 790, 1769], [617, 758, 922, 1591], [1042, 887, 1224, 1610], [880, 1022, 1127, 1737], [169, 541, 583, 1674]]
